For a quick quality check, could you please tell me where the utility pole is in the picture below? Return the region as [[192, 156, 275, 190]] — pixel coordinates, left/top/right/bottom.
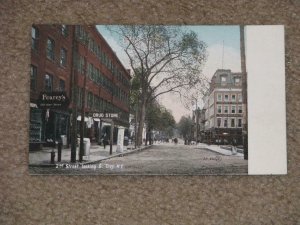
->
[[79, 32, 89, 162], [70, 25, 78, 163], [240, 25, 248, 160], [195, 98, 199, 144]]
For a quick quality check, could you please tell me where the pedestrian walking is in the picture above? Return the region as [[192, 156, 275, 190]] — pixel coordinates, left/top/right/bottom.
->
[[231, 138, 237, 155], [174, 138, 178, 144], [102, 133, 109, 149]]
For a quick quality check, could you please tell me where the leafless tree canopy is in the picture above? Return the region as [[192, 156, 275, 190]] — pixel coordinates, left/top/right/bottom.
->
[[107, 25, 208, 101], [107, 25, 208, 145]]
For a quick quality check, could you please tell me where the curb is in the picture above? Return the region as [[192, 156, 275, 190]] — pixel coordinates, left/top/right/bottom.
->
[[29, 164, 57, 168], [29, 145, 153, 167], [220, 146, 244, 154], [196, 145, 244, 156], [82, 145, 152, 165], [200, 147, 230, 156]]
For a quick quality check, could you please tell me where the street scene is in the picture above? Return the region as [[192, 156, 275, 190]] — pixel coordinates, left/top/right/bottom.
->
[[29, 25, 248, 175], [29, 140, 247, 175]]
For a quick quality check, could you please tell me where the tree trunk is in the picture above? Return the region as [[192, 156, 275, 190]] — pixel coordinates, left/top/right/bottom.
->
[[137, 98, 146, 146]]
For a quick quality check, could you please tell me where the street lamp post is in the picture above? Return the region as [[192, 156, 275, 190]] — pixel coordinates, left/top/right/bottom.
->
[[79, 33, 89, 162], [97, 68, 103, 145], [70, 26, 78, 163]]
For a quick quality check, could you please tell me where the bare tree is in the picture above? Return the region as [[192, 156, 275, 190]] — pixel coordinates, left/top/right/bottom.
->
[[179, 76, 210, 111], [108, 25, 207, 145]]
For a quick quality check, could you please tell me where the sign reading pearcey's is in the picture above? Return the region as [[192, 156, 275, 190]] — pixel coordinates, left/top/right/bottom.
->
[[37, 92, 70, 109]]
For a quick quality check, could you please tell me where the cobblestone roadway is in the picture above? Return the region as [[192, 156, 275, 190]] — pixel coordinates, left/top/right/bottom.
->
[[29, 143, 248, 175]]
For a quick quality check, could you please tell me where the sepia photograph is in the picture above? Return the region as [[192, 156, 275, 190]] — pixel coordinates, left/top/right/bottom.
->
[[29, 25, 249, 175]]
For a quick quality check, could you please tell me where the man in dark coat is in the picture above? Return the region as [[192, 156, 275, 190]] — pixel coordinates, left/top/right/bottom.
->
[[102, 133, 109, 149]]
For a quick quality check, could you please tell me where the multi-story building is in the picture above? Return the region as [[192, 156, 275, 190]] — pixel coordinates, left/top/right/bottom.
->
[[30, 25, 131, 149], [201, 69, 244, 145]]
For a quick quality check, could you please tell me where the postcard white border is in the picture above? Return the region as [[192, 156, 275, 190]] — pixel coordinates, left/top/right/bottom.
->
[[246, 25, 287, 174]]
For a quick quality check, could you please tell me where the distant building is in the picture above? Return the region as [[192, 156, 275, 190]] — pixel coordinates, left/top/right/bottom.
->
[[30, 25, 131, 149], [192, 107, 206, 142], [201, 69, 244, 145]]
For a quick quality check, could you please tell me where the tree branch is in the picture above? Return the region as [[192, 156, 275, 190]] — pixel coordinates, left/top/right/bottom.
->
[[149, 82, 191, 101]]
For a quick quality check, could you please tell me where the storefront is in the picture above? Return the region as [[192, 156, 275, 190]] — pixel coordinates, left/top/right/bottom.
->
[[29, 91, 70, 150], [30, 107, 70, 150], [212, 128, 243, 145], [29, 104, 43, 150]]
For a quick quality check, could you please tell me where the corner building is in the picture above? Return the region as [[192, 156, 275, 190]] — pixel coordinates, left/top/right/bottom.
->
[[30, 25, 131, 149], [201, 69, 244, 145]]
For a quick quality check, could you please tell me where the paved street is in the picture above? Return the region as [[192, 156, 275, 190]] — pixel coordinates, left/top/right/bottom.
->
[[29, 142, 247, 175]]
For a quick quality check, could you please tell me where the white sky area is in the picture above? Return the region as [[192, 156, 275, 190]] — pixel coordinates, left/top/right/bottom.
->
[[97, 26, 241, 122], [159, 44, 241, 122]]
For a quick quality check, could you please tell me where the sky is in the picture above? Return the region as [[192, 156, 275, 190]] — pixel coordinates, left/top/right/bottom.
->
[[97, 25, 241, 122]]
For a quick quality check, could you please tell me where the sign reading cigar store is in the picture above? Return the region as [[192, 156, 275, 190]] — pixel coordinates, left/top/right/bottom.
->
[[37, 92, 70, 108]]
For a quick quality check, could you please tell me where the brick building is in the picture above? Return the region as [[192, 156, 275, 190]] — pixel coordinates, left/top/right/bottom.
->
[[200, 69, 244, 145], [30, 25, 131, 149]]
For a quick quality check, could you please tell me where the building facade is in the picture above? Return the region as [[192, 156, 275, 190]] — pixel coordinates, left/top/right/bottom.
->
[[30, 25, 131, 149], [201, 69, 244, 145]]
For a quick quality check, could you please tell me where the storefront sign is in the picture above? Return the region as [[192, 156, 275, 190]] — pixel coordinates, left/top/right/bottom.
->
[[92, 113, 119, 119], [37, 92, 69, 109]]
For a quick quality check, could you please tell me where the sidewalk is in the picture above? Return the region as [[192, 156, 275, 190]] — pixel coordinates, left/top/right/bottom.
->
[[29, 143, 150, 166], [196, 143, 244, 157]]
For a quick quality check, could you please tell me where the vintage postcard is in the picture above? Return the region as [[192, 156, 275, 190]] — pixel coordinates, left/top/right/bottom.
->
[[28, 25, 286, 175]]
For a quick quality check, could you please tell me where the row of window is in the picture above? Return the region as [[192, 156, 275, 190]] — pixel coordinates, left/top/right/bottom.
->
[[85, 92, 116, 112], [30, 64, 128, 107], [31, 69, 128, 112], [32, 25, 130, 99], [32, 25, 130, 88], [217, 105, 243, 114], [77, 58, 129, 104], [32, 76, 128, 121], [220, 74, 241, 84], [76, 26, 130, 88], [216, 117, 243, 128], [32, 26, 68, 67], [30, 65, 65, 92], [83, 91, 129, 121], [217, 93, 242, 102]]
